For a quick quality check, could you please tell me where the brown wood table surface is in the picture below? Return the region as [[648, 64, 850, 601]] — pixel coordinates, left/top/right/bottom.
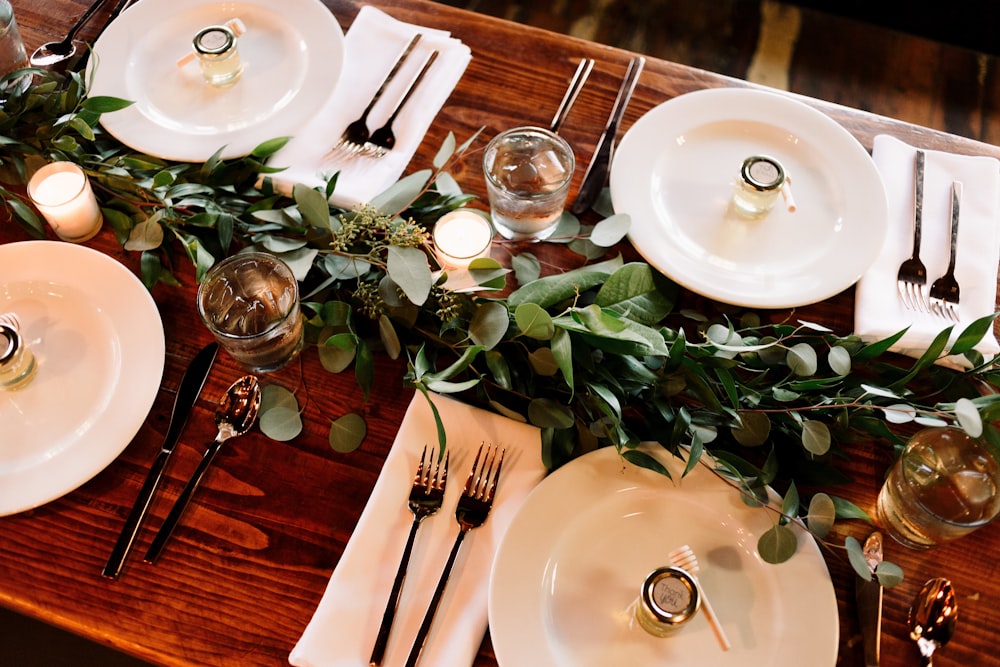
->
[[3, 0, 1000, 666]]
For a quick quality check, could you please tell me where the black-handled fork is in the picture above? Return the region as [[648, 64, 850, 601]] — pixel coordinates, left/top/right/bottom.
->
[[403, 444, 504, 667]]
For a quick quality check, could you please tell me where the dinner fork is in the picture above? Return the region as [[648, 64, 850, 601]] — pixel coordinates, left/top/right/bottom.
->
[[668, 544, 731, 652], [403, 444, 504, 667], [929, 181, 963, 321], [326, 34, 422, 158], [368, 446, 449, 667], [897, 149, 928, 311], [362, 50, 439, 158]]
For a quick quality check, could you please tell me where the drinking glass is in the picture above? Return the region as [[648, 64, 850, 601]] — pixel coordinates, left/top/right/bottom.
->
[[0, 0, 26, 76], [876, 426, 1000, 549], [197, 252, 304, 373], [482, 126, 574, 241]]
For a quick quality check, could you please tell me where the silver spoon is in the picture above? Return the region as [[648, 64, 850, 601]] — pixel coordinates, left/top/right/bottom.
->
[[143, 375, 261, 563], [909, 577, 958, 666], [29, 0, 112, 67]]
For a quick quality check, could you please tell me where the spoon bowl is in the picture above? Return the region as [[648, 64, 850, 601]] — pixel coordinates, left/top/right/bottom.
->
[[908, 577, 958, 666], [28, 0, 109, 67]]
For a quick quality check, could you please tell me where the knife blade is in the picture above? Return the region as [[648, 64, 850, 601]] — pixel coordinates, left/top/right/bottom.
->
[[569, 55, 645, 215], [856, 530, 884, 667], [101, 341, 219, 579]]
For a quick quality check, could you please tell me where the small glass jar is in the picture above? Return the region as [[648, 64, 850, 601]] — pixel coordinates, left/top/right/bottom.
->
[[732, 155, 786, 217], [634, 566, 701, 637], [0, 324, 36, 391], [194, 25, 243, 87]]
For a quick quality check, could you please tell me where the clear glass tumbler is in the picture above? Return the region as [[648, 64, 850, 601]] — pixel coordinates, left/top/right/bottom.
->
[[197, 252, 304, 373], [482, 126, 575, 242], [0, 0, 27, 77], [876, 426, 1000, 549]]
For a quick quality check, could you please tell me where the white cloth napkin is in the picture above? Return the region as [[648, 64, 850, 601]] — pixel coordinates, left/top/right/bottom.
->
[[854, 134, 1000, 366], [289, 392, 546, 667], [267, 6, 472, 208]]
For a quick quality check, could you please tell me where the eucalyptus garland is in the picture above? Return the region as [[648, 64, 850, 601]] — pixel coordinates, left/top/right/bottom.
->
[[3, 67, 999, 573]]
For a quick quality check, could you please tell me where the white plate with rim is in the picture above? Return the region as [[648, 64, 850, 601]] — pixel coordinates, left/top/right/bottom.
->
[[610, 87, 888, 308], [488, 445, 838, 667], [90, 0, 345, 161], [0, 241, 164, 515]]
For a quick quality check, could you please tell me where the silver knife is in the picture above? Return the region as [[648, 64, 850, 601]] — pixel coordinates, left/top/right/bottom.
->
[[101, 341, 219, 579], [569, 55, 645, 215], [856, 530, 884, 667]]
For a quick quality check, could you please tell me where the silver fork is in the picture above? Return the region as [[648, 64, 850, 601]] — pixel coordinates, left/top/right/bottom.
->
[[362, 50, 439, 158], [897, 149, 928, 311], [403, 444, 504, 667], [368, 445, 449, 667], [326, 34, 422, 159], [929, 181, 963, 321]]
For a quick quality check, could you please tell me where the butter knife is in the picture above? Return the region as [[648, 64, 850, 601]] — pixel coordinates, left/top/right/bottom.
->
[[569, 55, 645, 215], [856, 530, 884, 667], [101, 341, 219, 579]]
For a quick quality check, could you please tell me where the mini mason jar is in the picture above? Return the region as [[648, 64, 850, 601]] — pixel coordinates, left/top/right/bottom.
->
[[732, 155, 786, 217], [0, 324, 36, 390], [634, 566, 701, 637], [194, 25, 243, 87]]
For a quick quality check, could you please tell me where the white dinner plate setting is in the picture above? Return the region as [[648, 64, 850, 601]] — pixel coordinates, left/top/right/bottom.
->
[[89, 0, 345, 161], [488, 445, 838, 667], [610, 87, 888, 308], [0, 242, 164, 515]]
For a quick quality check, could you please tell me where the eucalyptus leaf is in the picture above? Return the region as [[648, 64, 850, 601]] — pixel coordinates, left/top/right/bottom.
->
[[387, 245, 432, 305], [371, 169, 432, 215], [511, 252, 541, 285], [469, 301, 510, 350], [801, 420, 831, 455], [786, 343, 818, 376], [589, 213, 631, 247], [124, 219, 164, 251], [527, 398, 575, 429], [955, 396, 984, 437], [845, 535, 871, 580], [259, 385, 302, 442], [805, 492, 836, 538], [515, 302, 555, 340], [875, 561, 904, 587], [329, 412, 367, 453], [294, 183, 333, 229], [758, 524, 799, 564]]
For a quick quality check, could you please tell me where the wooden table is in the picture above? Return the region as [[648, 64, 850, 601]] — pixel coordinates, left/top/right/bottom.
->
[[3, 1, 1000, 665]]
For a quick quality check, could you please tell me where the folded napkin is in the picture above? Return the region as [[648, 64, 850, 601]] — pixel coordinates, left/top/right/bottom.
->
[[854, 134, 1000, 366], [266, 6, 472, 208], [289, 392, 546, 667]]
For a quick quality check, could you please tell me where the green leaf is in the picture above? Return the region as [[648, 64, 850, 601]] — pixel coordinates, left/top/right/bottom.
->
[[622, 449, 670, 476], [294, 182, 332, 229], [828, 345, 852, 376], [329, 412, 367, 453], [515, 302, 555, 340], [252, 136, 291, 158], [801, 420, 831, 455], [379, 314, 401, 360], [758, 524, 798, 564], [589, 213, 631, 247], [433, 132, 456, 168], [508, 256, 624, 308], [594, 263, 675, 325], [469, 301, 509, 350], [387, 245, 432, 305], [371, 169, 432, 215], [955, 397, 983, 437], [511, 252, 541, 285], [527, 398, 575, 429], [786, 343, 818, 376], [845, 535, 870, 580], [80, 96, 134, 113], [259, 385, 302, 442], [732, 411, 770, 447], [551, 327, 574, 392], [123, 219, 164, 251], [875, 561, 904, 587], [805, 493, 836, 538], [319, 332, 357, 373], [950, 313, 998, 355]]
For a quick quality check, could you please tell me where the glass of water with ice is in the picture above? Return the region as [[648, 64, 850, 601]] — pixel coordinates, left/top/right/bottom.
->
[[197, 252, 304, 373], [482, 126, 575, 241]]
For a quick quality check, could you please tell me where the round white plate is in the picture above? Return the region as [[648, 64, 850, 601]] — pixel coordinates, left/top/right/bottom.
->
[[489, 446, 838, 667], [90, 0, 345, 161], [610, 88, 888, 308], [0, 242, 164, 515]]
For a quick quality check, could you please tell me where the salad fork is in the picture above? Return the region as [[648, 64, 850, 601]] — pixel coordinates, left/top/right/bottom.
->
[[897, 149, 928, 311], [327, 34, 422, 158], [368, 445, 449, 667], [363, 50, 439, 158], [404, 444, 504, 667], [929, 181, 963, 321]]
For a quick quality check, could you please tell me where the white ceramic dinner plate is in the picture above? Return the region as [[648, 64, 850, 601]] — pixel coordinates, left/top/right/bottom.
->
[[610, 87, 888, 308], [90, 0, 345, 161], [0, 242, 164, 515], [489, 446, 838, 667]]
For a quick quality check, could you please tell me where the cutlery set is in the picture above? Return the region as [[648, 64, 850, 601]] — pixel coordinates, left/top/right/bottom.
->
[[370, 443, 504, 667], [853, 531, 959, 666], [328, 33, 440, 160], [896, 150, 964, 320], [102, 343, 261, 578]]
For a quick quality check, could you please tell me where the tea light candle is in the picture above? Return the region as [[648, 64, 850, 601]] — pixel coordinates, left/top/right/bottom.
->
[[432, 210, 494, 269], [28, 162, 103, 242]]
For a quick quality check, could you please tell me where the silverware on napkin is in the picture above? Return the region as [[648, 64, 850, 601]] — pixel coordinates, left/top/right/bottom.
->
[[855, 531, 884, 667], [570, 55, 644, 215], [101, 341, 218, 579]]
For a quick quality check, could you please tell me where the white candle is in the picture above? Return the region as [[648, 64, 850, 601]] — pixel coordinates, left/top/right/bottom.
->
[[28, 162, 103, 242], [433, 210, 494, 269]]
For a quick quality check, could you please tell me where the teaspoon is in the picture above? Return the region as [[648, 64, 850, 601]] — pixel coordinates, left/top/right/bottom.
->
[[908, 577, 958, 666], [29, 0, 112, 67], [143, 375, 261, 563]]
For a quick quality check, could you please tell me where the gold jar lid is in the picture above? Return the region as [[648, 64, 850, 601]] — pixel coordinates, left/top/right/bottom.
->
[[635, 566, 701, 636], [194, 25, 236, 55], [0, 324, 19, 365], [740, 155, 785, 191]]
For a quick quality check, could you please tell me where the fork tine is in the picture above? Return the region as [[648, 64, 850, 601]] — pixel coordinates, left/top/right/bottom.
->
[[434, 450, 449, 490], [482, 448, 505, 503]]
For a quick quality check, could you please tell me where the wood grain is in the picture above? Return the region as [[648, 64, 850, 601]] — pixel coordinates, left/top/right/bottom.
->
[[3, 1, 1000, 666]]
